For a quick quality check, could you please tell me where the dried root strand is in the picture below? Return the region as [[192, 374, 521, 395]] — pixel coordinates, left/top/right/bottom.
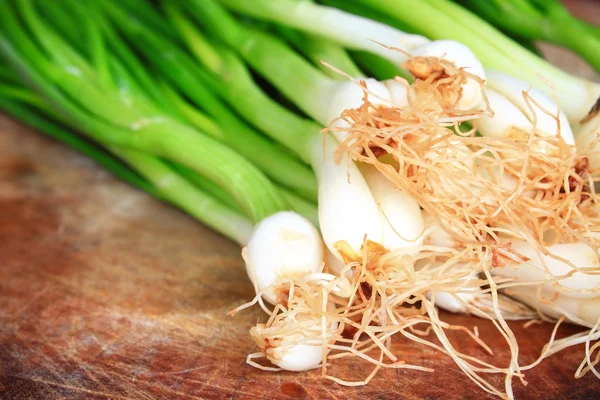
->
[[330, 68, 600, 249], [237, 53, 600, 398]]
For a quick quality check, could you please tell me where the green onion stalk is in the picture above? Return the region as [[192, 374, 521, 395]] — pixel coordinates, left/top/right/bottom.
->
[[1, 0, 323, 230], [0, 81, 254, 245], [40, 0, 318, 204], [320, 0, 539, 58], [0, 0, 292, 226], [273, 25, 363, 80], [455, 0, 600, 73], [268, 2, 409, 81]]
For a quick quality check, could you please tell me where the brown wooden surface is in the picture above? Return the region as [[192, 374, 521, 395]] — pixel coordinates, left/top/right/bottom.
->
[[2, 116, 600, 400], [2, 2, 600, 399]]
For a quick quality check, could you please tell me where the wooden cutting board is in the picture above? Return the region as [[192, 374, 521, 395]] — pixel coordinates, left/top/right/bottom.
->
[[1, 2, 600, 399]]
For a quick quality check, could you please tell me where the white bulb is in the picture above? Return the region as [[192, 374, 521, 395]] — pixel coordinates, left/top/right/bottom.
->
[[310, 134, 383, 259], [505, 285, 600, 327], [496, 241, 600, 298], [575, 113, 600, 170], [428, 286, 537, 320], [474, 164, 536, 206], [422, 213, 460, 248], [245, 211, 324, 305], [411, 40, 486, 111], [326, 248, 347, 276], [383, 79, 410, 107], [251, 311, 338, 371], [428, 291, 473, 314], [476, 89, 533, 139], [491, 240, 600, 326], [486, 70, 574, 145], [324, 78, 394, 133], [271, 344, 323, 371]]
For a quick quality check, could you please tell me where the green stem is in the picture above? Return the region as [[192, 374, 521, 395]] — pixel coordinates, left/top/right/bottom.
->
[[459, 0, 544, 39], [109, 148, 253, 245], [281, 189, 319, 228], [5, 0, 157, 128], [159, 81, 225, 141], [100, 0, 318, 202], [165, 5, 323, 163], [163, 4, 223, 75], [0, 85, 254, 244], [173, 158, 319, 227], [82, 1, 113, 88], [99, 18, 175, 112], [0, 96, 158, 198], [36, 0, 85, 54], [350, 51, 411, 81], [119, 0, 178, 42], [276, 26, 363, 79], [319, 0, 413, 32], [185, 0, 335, 126], [1, 4, 287, 222], [167, 162, 242, 213], [549, 11, 600, 73], [108, 55, 184, 125], [582, 20, 600, 39], [169, 136, 318, 224], [0, 65, 20, 83], [165, 5, 316, 159], [2, 81, 319, 236], [458, 0, 598, 70], [0, 84, 60, 118]]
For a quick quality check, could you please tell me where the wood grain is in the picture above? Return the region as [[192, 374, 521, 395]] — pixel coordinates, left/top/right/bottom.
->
[[1, 2, 600, 399], [2, 117, 600, 400]]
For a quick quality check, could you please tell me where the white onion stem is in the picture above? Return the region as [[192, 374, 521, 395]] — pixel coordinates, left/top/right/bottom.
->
[[309, 133, 383, 259], [361, 164, 424, 251]]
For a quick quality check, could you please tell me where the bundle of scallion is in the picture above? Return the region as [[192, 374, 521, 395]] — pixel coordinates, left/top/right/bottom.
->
[[181, 1, 600, 394], [1, 0, 600, 398]]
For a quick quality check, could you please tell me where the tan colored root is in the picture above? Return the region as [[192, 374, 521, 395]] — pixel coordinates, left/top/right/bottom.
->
[[237, 242, 598, 398], [237, 238, 534, 397], [328, 73, 600, 253], [237, 54, 599, 398], [322, 54, 599, 395]]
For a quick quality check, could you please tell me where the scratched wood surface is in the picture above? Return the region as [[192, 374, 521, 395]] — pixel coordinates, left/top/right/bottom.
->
[[1, 2, 600, 400]]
